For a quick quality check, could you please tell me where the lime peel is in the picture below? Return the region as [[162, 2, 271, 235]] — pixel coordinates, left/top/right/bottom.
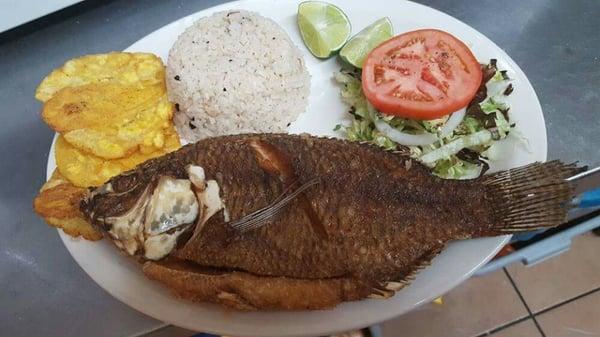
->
[[339, 17, 393, 68], [297, 1, 352, 59]]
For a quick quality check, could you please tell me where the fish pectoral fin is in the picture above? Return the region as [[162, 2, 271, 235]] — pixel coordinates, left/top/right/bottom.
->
[[228, 177, 320, 233], [248, 138, 295, 181], [248, 138, 327, 239]]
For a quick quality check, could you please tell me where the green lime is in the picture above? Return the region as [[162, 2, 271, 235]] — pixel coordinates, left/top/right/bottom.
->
[[339, 17, 393, 68], [297, 1, 351, 59]]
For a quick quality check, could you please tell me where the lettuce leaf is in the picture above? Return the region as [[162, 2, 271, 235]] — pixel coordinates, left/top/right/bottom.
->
[[333, 60, 517, 180]]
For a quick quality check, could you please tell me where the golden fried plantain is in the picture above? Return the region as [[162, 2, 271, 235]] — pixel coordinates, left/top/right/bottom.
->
[[42, 83, 166, 132], [35, 52, 165, 102], [35, 51, 182, 239], [42, 83, 174, 159], [56, 135, 124, 187], [55, 129, 181, 187], [124, 124, 182, 163], [63, 128, 139, 160], [33, 170, 103, 241]]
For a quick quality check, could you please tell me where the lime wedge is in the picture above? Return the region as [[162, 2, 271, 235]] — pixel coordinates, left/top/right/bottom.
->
[[339, 17, 393, 68], [297, 1, 351, 59]]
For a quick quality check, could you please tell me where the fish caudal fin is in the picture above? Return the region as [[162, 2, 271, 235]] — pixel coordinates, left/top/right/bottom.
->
[[480, 160, 585, 235]]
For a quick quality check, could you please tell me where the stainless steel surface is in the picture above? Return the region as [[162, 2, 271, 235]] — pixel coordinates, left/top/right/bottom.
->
[[1, 0, 598, 336], [568, 166, 600, 195]]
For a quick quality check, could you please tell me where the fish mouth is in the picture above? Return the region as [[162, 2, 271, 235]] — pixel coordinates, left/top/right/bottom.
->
[[83, 165, 224, 260]]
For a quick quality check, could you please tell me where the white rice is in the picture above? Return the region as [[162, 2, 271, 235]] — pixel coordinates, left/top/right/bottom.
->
[[167, 10, 311, 142]]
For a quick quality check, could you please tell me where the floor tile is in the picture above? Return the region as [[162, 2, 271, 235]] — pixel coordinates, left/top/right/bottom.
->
[[506, 233, 600, 313], [490, 320, 542, 337], [379, 270, 528, 337], [536, 290, 600, 337]]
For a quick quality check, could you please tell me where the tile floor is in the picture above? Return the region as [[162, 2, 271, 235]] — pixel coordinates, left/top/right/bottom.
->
[[379, 233, 600, 337], [145, 233, 599, 337]]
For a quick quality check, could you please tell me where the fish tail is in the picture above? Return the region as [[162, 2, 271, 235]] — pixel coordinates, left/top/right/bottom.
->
[[479, 160, 585, 235]]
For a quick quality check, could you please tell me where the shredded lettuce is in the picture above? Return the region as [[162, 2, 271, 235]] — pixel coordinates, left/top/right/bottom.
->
[[492, 71, 506, 82], [458, 116, 482, 134], [434, 158, 483, 180], [333, 63, 517, 179], [495, 111, 511, 138], [420, 130, 493, 165], [480, 97, 508, 114], [510, 127, 532, 152]]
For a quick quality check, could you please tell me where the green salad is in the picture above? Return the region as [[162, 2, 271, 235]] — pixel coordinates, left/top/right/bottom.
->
[[294, 3, 523, 180], [334, 60, 518, 179]]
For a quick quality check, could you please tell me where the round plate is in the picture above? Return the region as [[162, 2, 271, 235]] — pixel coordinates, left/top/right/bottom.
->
[[48, 0, 547, 335]]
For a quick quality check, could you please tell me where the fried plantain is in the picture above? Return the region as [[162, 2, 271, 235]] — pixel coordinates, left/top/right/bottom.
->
[[33, 170, 103, 241], [35, 52, 165, 102], [42, 83, 173, 159], [55, 128, 180, 187], [35, 51, 182, 239]]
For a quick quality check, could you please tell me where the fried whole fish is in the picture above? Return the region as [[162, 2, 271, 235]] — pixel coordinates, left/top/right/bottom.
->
[[81, 134, 580, 310]]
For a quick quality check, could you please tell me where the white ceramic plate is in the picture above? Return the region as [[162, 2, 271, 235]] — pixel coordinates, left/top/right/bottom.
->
[[47, 0, 547, 336]]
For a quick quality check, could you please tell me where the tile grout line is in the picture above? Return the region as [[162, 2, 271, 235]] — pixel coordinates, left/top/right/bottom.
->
[[473, 316, 531, 337], [533, 284, 600, 316], [503, 268, 546, 337]]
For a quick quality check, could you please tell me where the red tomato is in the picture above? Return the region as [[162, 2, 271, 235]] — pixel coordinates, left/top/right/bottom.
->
[[361, 29, 482, 120]]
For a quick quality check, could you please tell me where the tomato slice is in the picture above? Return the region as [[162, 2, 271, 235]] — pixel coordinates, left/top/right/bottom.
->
[[362, 29, 482, 120]]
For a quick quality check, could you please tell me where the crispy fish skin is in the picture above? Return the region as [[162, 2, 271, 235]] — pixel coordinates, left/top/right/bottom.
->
[[143, 260, 371, 310], [85, 134, 486, 279], [82, 134, 579, 309]]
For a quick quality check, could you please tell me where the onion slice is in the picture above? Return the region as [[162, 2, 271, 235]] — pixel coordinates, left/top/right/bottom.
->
[[374, 120, 437, 146], [420, 129, 493, 165], [374, 107, 467, 146], [439, 107, 466, 137]]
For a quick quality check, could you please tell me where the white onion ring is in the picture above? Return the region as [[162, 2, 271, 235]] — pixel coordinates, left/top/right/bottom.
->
[[374, 107, 467, 146], [374, 119, 437, 146], [439, 107, 466, 137]]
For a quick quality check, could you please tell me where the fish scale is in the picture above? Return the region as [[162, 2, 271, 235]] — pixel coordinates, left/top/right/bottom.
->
[[81, 133, 581, 310]]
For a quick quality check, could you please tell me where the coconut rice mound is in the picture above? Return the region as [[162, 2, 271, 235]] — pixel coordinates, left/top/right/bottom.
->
[[167, 10, 311, 142]]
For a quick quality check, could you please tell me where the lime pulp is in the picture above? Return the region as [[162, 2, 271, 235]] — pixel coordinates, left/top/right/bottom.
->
[[297, 1, 352, 59], [339, 17, 393, 68]]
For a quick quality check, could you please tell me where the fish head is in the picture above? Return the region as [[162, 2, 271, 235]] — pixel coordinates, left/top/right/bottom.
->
[[81, 165, 224, 260]]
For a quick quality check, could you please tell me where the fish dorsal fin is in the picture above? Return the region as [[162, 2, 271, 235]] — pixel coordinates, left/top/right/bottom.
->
[[247, 139, 328, 239]]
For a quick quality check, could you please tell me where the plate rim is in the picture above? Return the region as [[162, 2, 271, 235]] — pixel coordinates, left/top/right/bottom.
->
[[47, 0, 547, 335]]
